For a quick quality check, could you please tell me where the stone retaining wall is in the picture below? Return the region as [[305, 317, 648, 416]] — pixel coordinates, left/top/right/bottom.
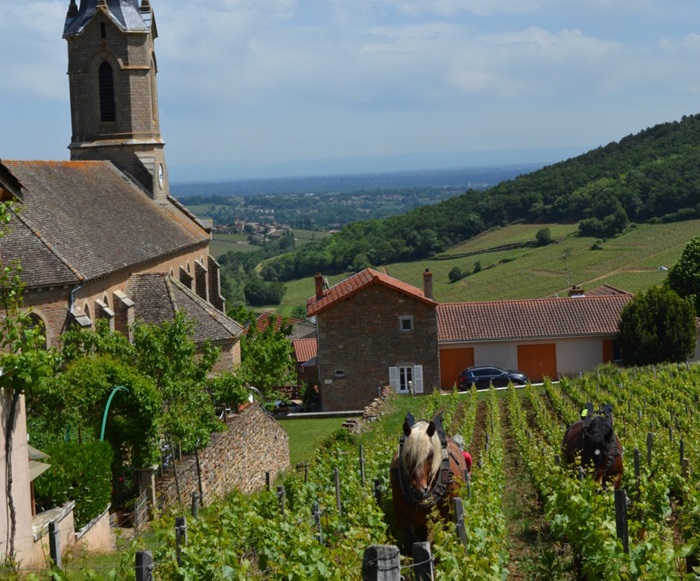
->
[[155, 403, 289, 508]]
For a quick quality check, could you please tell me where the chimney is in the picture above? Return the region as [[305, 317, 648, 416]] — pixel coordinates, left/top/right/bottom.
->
[[315, 272, 325, 300], [423, 268, 433, 300], [568, 285, 584, 297]]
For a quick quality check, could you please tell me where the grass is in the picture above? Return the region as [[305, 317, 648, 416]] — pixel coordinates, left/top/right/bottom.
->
[[278, 417, 349, 466], [277, 220, 700, 312]]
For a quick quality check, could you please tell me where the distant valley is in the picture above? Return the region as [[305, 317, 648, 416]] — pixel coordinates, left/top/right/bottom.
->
[[171, 164, 542, 198]]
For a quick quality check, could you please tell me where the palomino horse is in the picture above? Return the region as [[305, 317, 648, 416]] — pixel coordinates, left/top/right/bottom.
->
[[562, 403, 623, 489], [389, 412, 469, 549]]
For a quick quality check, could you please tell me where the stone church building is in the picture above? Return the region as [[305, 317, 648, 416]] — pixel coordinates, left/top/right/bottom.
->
[[0, 0, 243, 368]]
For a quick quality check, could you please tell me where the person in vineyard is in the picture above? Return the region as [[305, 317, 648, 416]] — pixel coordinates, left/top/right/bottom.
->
[[452, 434, 472, 474]]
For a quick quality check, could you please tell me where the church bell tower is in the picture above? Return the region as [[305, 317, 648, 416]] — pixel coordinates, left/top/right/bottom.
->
[[64, 0, 169, 202]]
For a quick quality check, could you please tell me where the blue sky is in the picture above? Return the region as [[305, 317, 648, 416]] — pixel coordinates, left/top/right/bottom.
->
[[2, 0, 700, 181]]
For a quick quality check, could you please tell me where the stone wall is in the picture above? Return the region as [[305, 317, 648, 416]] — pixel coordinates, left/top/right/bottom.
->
[[155, 404, 289, 508]]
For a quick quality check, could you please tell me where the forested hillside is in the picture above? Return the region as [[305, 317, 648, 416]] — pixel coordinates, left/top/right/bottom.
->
[[261, 114, 700, 282]]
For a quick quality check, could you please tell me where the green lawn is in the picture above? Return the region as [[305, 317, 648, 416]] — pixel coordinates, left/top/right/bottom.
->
[[278, 417, 349, 466]]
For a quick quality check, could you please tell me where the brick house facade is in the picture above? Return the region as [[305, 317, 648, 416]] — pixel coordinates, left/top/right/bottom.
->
[[307, 269, 439, 411]]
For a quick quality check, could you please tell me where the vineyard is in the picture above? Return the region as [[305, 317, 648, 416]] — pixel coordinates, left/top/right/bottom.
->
[[83, 364, 700, 580]]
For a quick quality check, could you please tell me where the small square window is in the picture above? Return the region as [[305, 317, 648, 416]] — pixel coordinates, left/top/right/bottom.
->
[[399, 316, 414, 333]]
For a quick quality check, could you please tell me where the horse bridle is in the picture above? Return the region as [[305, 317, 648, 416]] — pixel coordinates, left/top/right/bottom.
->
[[397, 412, 458, 509]]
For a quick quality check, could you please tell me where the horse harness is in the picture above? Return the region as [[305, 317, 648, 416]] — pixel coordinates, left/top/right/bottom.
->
[[395, 413, 461, 509], [578, 404, 622, 481]]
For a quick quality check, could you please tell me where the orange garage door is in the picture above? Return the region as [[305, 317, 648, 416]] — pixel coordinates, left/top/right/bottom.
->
[[440, 348, 474, 389], [517, 344, 557, 382]]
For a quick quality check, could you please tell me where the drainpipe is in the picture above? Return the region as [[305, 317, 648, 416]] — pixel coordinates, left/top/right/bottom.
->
[[69, 282, 84, 316]]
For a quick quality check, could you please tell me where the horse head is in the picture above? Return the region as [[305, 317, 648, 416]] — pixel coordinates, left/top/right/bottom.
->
[[582, 414, 614, 484], [400, 416, 441, 502]]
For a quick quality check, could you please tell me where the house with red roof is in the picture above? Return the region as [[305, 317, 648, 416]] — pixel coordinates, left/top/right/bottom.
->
[[306, 268, 440, 411], [306, 269, 656, 410]]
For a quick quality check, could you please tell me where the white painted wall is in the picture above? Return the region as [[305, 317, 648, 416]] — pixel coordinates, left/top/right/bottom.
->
[[556, 338, 606, 376], [0, 391, 34, 565], [474, 343, 518, 370]]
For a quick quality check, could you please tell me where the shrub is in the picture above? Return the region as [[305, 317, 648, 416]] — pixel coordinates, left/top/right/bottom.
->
[[33, 441, 114, 529], [617, 286, 696, 365], [535, 227, 552, 246]]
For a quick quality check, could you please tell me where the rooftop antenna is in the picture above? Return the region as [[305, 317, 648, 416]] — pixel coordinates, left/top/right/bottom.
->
[[562, 251, 571, 289]]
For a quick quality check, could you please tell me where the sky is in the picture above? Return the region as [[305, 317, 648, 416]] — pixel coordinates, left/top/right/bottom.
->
[[2, 0, 700, 181]]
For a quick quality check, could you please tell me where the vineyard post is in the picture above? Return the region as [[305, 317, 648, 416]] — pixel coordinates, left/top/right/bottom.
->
[[277, 485, 285, 515], [646, 432, 653, 467], [453, 497, 467, 548], [634, 449, 640, 484], [191, 492, 199, 519], [679, 438, 684, 465], [304, 463, 309, 483], [614, 489, 629, 554], [313, 502, 323, 544], [265, 471, 271, 492], [334, 467, 342, 516], [374, 478, 382, 505], [360, 445, 366, 487], [135, 550, 153, 581], [669, 426, 673, 443], [175, 516, 187, 566], [412, 542, 434, 581], [464, 471, 471, 498], [49, 520, 61, 570], [362, 545, 401, 581]]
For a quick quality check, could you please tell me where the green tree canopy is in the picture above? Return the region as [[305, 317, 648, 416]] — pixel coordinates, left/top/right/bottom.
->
[[617, 286, 697, 366], [667, 235, 700, 315], [241, 315, 296, 397]]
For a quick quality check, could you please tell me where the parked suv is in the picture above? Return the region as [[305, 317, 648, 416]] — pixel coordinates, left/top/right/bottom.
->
[[458, 365, 528, 390]]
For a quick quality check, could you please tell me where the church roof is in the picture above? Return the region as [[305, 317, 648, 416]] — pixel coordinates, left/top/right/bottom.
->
[[64, 0, 151, 37], [127, 273, 244, 345], [0, 160, 209, 287]]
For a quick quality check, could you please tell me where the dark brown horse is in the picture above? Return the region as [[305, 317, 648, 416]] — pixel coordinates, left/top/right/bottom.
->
[[389, 412, 468, 549], [562, 403, 623, 489]]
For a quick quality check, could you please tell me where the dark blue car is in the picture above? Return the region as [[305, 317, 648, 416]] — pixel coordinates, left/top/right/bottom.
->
[[458, 365, 528, 390]]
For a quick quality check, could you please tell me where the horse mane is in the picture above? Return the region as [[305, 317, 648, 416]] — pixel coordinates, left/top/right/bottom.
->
[[402, 420, 443, 481]]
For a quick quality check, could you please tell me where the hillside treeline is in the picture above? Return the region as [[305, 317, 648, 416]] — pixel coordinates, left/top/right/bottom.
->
[[262, 114, 700, 282]]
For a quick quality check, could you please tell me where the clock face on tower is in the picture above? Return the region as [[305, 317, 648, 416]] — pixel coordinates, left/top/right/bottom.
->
[[158, 164, 164, 189]]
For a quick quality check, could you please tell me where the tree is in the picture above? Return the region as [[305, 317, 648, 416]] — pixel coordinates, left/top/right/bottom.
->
[[0, 202, 57, 560], [535, 227, 552, 246], [448, 267, 464, 283], [240, 316, 296, 397], [667, 235, 700, 315], [617, 285, 696, 366]]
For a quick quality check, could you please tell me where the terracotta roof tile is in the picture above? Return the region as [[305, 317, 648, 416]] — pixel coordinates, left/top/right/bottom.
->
[[307, 268, 435, 316], [438, 294, 632, 343], [293, 338, 317, 363]]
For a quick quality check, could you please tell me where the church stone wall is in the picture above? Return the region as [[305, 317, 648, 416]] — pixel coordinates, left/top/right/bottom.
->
[[155, 404, 289, 508]]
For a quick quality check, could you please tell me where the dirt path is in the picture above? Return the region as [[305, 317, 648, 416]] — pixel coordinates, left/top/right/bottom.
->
[[499, 397, 577, 580]]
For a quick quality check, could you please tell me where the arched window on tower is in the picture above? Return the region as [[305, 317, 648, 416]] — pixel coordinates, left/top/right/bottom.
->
[[99, 61, 116, 122]]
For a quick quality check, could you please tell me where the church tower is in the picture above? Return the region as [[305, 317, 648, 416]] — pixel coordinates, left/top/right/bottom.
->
[[64, 0, 169, 202]]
